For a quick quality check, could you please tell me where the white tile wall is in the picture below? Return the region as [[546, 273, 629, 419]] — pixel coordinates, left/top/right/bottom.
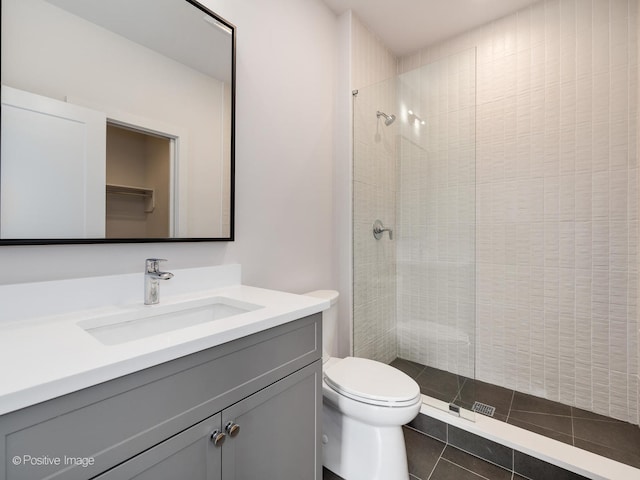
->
[[396, 48, 477, 379], [351, 14, 398, 364], [636, 0, 640, 427], [397, 0, 639, 424]]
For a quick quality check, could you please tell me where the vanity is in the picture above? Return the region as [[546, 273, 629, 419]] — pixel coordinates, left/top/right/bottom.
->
[[0, 265, 329, 480], [0, 1, 325, 476]]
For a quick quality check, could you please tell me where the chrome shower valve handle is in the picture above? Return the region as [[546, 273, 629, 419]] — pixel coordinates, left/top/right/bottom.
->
[[373, 220, 393, 240]]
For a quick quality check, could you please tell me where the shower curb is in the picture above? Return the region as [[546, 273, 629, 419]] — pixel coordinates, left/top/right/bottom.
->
[[411, 402, 640, 480]]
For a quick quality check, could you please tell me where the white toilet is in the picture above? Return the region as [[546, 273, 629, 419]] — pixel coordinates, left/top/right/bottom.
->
[[305, 290, 422, 480]]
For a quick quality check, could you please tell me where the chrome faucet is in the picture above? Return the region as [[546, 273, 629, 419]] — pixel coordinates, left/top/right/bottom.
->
[[144, 258, 173, 305]]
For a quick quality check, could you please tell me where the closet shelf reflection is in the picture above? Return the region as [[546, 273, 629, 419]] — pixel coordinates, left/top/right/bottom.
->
[[106, 184, 155, 213]]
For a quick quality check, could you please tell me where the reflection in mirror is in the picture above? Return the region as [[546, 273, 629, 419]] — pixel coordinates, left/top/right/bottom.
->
[[105, 124, 172, 239], [0, 0, 235, 243]]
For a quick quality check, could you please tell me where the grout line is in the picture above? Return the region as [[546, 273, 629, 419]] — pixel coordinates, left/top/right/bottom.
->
[[455, 375, 468, 403], [506, 388, 515, 422], [426, 442, 447, 480], [439, 457, 495, 480], [571, 407, 576, 446], [445, 441, 515, 476], [572, 415, 629, 424], [445, 418, 449, 444], [404, 423, 447, 444], [509, 410, 572, 418], [505, 415, 574, 443]]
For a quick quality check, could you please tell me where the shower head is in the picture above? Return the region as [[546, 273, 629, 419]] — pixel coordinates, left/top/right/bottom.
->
[[376, 110, 396, 126]]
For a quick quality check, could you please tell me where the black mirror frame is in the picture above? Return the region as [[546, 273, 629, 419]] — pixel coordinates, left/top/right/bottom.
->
[[0, 0, 236, 245]]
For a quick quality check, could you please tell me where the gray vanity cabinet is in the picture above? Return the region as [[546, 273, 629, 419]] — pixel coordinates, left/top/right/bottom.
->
[[94, 363, 319, 480], [0, 314, 322, 480]]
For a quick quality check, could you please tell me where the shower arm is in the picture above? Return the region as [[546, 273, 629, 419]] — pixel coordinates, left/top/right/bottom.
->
[[376, 110, 396, 126]]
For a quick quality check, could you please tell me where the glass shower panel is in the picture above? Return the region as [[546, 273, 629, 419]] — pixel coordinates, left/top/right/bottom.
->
[[353, 48, 477, 414], [352, 77, 398, 364], [396, 48, 477, 379]]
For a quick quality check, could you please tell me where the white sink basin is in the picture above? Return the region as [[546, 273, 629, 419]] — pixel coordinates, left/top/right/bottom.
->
[[78, 296, 263, 345]]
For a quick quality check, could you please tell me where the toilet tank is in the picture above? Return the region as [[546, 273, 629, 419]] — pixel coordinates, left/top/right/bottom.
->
[[304, 290, 339, 361]]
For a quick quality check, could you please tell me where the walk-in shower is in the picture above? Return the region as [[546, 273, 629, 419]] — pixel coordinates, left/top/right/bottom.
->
[[352, 0, 640, 471], [353, 47, 477, 416]]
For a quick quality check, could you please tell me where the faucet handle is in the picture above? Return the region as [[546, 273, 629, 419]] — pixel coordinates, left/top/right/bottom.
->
[[145, 258, 168, 273], [372, 220, 393, 240]]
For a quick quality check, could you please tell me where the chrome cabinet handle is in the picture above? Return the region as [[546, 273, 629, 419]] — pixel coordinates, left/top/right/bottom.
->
[[211, 430, 226, 447], [373, 220, 393, 240], [225, 421, 240, 437]]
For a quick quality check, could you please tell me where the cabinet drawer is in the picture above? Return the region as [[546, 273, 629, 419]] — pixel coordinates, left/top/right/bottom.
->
[[0, 314, 320, 480]]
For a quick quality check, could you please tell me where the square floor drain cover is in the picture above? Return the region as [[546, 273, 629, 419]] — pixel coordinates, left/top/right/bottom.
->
[[471, 401, 496, 417]]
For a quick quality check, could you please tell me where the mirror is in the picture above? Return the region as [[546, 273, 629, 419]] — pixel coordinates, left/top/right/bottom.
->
[[0, 0, 235, 243]]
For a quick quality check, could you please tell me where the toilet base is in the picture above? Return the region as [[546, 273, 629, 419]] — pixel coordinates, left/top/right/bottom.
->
[[322, 399, 410, 480]]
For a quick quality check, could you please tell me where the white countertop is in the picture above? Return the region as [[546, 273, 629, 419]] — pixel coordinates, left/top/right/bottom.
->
[[0, 265, 329, 416]]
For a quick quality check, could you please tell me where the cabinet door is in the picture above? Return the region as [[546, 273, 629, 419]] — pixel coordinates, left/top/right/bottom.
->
[[221, 361, 321, 480], [94, 414, 222, 480]]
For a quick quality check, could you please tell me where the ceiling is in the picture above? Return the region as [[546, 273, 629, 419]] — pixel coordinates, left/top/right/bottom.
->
[[321, 0, 540, 56], [46, 0, 232, 81]]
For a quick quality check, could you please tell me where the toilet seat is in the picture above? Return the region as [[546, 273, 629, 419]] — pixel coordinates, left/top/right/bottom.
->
[[324, 357, 421, 407]]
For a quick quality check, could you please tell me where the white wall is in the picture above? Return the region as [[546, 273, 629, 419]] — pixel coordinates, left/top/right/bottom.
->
[[0, 0, 337, 296]]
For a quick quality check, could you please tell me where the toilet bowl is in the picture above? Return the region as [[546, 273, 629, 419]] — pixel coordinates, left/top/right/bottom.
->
[[305, 291, 422, 480]]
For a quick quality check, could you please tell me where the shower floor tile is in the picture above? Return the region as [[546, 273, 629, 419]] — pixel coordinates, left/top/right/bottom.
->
[[392, 358, 640, 470], [415, 366, 466, 404], [455, 379, 513, 421]]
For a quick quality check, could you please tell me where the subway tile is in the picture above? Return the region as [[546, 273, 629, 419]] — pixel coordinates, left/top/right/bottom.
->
[[558, 223, 575, 269]]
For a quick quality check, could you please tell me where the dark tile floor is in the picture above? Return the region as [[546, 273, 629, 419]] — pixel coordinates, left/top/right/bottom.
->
[[322, 426, 528, 480], [390, 357, 640, 469]]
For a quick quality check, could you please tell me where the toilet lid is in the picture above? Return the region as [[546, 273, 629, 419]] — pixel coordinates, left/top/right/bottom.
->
[[324, 357, 421, 407]]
